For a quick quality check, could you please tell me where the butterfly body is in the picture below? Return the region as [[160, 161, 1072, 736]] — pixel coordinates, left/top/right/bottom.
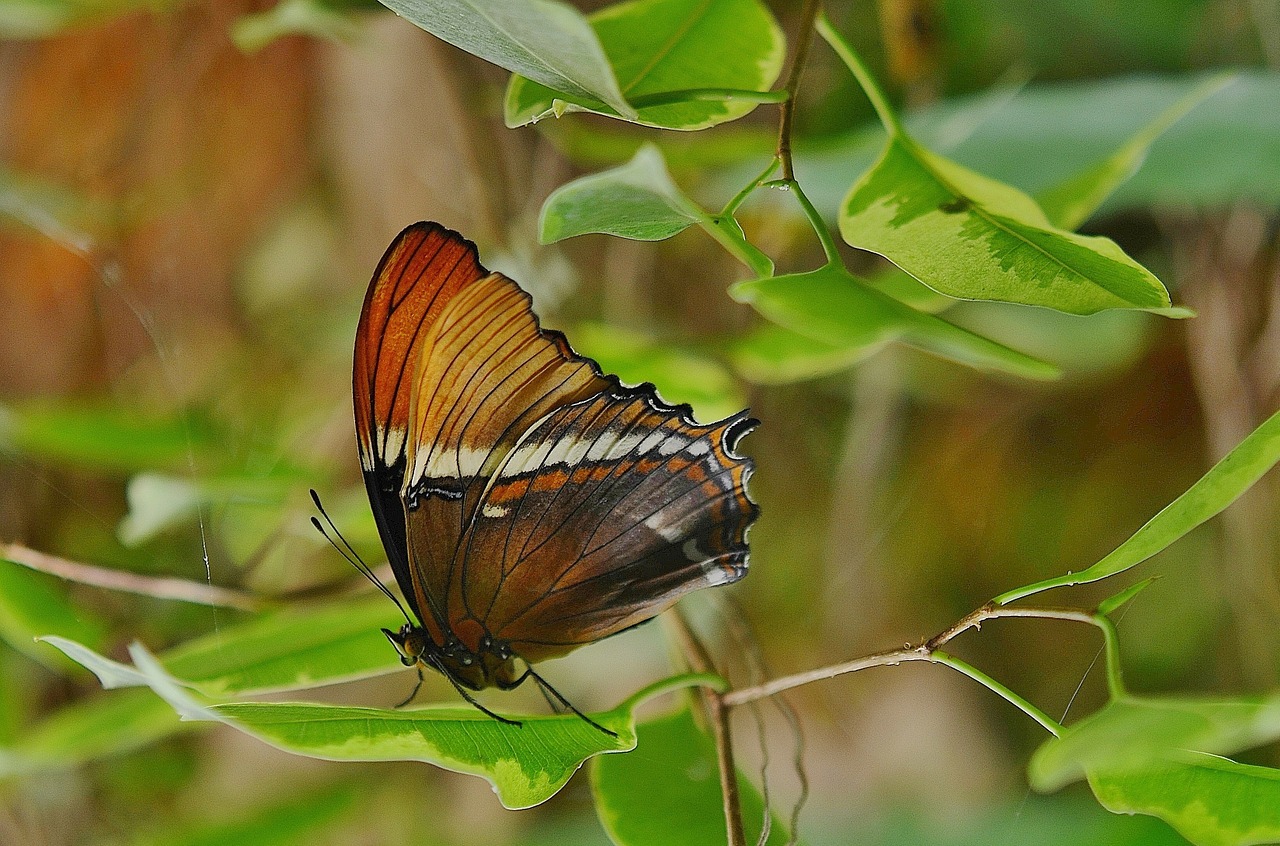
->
[[354, 222, 757, 697]]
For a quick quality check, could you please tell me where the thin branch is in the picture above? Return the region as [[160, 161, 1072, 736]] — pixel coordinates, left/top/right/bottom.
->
[[764, 177, 841, 265], [724, 605, 1103, 711], [1, 543, 265, 612], [932, 652, 1063, 735], [776, 0, 822, 180], [672, 609, 746, 846]]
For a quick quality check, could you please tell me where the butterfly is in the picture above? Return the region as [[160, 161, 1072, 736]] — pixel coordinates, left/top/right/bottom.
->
[[350, 222, 757, 729]]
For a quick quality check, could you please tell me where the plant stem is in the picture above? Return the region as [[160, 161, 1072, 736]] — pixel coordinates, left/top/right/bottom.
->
[[1, 543, 264, 611], [628, 88, 790, 109], [1094, 613, 1127, 698], [932, 652, 1064, 736], [724, 604, 1110, 735], [765, 178, 842, 265], [776, 0, 822, 180], [722, 157, 780, 218], [672, 609, 746, 846], [816, 11, 905, 137], [722, 646, 926, 706], [700, 214, 776, 278]]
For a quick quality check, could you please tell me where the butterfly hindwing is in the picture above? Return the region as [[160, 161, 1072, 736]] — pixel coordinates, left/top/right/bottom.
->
[[453, 386, 758, 663]]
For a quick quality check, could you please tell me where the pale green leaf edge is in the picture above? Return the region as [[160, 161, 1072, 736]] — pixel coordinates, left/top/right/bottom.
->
[[996, 406, 1280, 604]]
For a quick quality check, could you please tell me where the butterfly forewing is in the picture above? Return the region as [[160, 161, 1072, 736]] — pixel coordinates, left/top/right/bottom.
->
[[400, 270, 610, 634], [354, 224, 488, 627], [454, 386, 758, 663]]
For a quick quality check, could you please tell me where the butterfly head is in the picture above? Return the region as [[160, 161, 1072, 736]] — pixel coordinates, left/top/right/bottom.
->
[[382, 623, 524, 691], [382, 624, 429, 668]]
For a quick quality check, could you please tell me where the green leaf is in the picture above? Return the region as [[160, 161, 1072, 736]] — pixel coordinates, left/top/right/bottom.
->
[[1089, 753, 1280, 846], [592, 707, 789, 845], [48, 638, 720, 809], [377, 0, 636, 119], [730, 323, 867, 385], [1096, 578, 1158, 617], [540, 144, 703, 242], [791, 73, 1280, 226], [1030, 693, 1280, 792], [818, 16, 1177, 316], [159, 597, 401, 696], [0, 402, 216, 474], [0, 557, 105, 670], [541, 143, 772, 276], [839, 138, 1176, 315], [0, 688, 185, 778], [0, 0, 163, 38], [996, 406, 1280, 604], [232, 0, 371, 52], [1036, 75, 1232, 230], [730, 264, 1060, 381], [118, 474, 204, 546], [570, 322, 745, 423], [42, 594, 401, 697], [143, 785, 359, 846], [506, 0, 784, 131], [0, 166, 110, 241], [117, 469, 301, 546]]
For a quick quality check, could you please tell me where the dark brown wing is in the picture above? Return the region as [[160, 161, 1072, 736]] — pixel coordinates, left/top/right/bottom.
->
[[399, 267, 610, 643], [354, 223, 486, 629], [453, 385, 758, 663]]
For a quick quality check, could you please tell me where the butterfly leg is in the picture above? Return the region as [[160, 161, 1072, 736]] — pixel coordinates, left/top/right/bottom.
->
[[395, 665, 425, 709], [535, 680, 564, 714], [527, 667, 617, 738], [427, 653, 523, 728]]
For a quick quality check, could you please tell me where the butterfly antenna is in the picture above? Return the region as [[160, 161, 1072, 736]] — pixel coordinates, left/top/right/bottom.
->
[[526, 666, 618, 738], [308, 489, 412, 624], [425, 652, 523, 728]]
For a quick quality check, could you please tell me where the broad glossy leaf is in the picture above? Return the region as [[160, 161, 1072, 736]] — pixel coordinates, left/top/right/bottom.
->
[[0, 688, 184, 778], [92, 642, 720, 810], [41, 594, 401, 696], [730, 265, 1059, 380], [0, 557, 104, 670], [540, 144, 703, 242], [160, 597, 401, 696], [839, 138, 1176, 315], [378, 0, 635, 119], [1030, 694, 1280, 792], [570, 322, 744, 423], [1090, 753, 1280, 846], [506, 0, 784, 130], [795, 73, 1280, 225], [996, 406, 1280, 604], [592, 707, 789, 845]]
